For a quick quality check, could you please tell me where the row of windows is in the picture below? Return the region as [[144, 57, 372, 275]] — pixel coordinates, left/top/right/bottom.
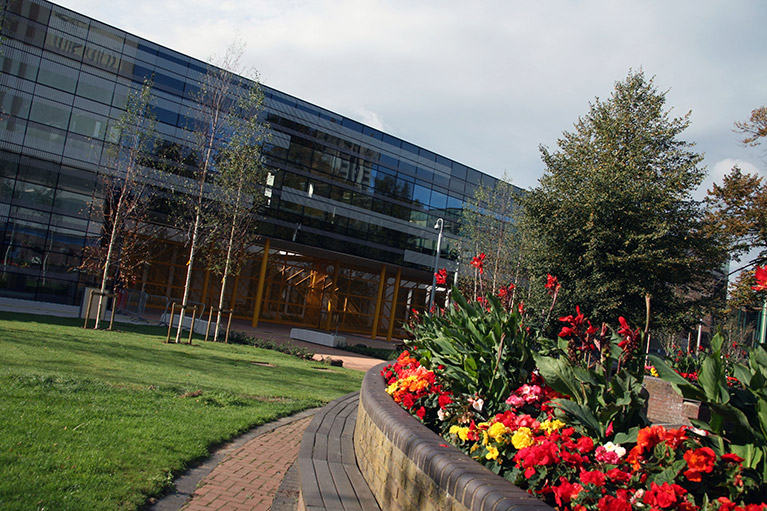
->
[[8, 0, 497, 194]]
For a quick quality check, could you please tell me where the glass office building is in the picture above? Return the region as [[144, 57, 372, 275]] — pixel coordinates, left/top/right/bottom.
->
[[0, 0, 516, 338]]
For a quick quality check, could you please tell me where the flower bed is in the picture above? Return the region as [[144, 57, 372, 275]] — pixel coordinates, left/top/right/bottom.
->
[[380, 265, 767, 511]]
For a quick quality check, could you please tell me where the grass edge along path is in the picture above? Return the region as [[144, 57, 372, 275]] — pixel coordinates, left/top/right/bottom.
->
[[0, 313, 363, 511]]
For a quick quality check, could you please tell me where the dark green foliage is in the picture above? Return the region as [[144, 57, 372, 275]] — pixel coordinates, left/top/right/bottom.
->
[[523, 70, 727, 330]]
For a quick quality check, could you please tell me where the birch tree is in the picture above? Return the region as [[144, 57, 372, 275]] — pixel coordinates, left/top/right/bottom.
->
[[174, 41, 262, 342], [88, 80, 156, 329], [206, 83, 268, 341]]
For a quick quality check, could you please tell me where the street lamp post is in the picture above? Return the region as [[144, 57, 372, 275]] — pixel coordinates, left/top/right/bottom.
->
[[429, 218, 444, 312]]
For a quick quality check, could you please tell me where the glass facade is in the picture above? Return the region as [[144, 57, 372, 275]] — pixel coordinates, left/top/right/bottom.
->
[[0, 0, 519, 337]]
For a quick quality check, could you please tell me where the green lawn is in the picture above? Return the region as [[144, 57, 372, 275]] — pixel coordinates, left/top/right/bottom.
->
[[0, 313, 364, 510]]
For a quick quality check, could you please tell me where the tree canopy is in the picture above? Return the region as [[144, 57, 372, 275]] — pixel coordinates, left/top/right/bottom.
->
[[522, 70, 726, 330]]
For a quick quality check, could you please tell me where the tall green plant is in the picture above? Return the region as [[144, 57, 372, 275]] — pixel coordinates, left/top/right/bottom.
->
[[649, 333, 767, 498], [406, 288, 535, 414], [533, 308, 649, 443]]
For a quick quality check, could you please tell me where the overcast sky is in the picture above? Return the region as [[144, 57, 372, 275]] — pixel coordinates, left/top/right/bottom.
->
[[57, 0, 767, 195]]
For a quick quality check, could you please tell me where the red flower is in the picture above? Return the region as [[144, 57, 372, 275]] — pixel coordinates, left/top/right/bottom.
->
[[721, 452, 744, 464], [434, 268, 447, 285], [471, 253, 486, 274], [752, 265, 767, 292], [598, 495, 632, 511], [683, 446, 716, 482], [552, 477, 582, 507], [438, 394, 452, 409], [545, 274, 560, 293], [605, 468, 631, 484], [497, 283, 515, 298], [643, 481, 686, 509], [580, 469, 606, 486], [416, 406, 425, 420]]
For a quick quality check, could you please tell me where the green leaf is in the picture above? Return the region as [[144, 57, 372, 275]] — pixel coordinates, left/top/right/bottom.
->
[[533, 353, 581, 400], [551, 398, 602, 438], [699, 356, 730, 404], [463, 356, 479, 379], [710, 332, 724, 353], [612, 426, 639, 445]]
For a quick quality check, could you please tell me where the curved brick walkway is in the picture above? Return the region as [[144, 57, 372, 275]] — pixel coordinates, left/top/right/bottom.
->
[[183, 416, 313, 511], [150, 411, 317, 511]]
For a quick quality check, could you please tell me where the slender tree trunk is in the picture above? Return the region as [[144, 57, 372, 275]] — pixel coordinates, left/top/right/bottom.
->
[[94, 176, 129, 329], [214, 221, 236, 342], [214, 179, 243, 342]]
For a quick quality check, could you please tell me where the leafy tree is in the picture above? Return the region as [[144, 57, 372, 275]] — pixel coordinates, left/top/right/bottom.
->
[[522, 70, 726, 331], [84, 80, 156, 328], [707, 167, 767, 265], [734, 105, 767, 147], [205, 81, 268, 341]]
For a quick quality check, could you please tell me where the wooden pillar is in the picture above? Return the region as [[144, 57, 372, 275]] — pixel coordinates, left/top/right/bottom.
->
[[387, 267, 402, 342], [371, 264, 387, 339], [251, 239, 270, 328]]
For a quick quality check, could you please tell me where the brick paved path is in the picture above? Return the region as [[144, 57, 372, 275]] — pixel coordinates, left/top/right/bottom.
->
[[180, 415, 313, 511]]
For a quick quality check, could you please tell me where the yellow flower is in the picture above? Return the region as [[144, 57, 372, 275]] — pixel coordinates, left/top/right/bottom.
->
[[449, 425, 460, 436], [457, 427, 471, 442], [486, 445, 500, 461], [539, 419, 566, 435], [487, 421, 510, 442], [511, 427, 535, 449], [651, 367, 659, 377]]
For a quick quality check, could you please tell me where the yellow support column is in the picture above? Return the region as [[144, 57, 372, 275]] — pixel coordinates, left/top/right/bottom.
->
[[251, 239, 271, 328], [324, 263, 340, 331], [230, 274, 241, 315], [386, 268, 402, 342], [200, 269, 211, 306], [371, 264, 387, 339]]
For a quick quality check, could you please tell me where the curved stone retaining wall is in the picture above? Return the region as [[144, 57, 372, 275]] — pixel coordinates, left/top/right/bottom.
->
[[354, 362, 553, 511]]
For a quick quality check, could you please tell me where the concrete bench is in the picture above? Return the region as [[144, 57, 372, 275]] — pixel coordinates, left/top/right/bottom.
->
[[291, 328, 347, 348], [297, 392, 381, 511]]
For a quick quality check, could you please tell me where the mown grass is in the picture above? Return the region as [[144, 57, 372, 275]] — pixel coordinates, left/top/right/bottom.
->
[[0, 313, 364, 510]]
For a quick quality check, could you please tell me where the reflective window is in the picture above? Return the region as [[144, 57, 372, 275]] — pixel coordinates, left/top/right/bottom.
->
[[24, 122, 67, 154], [29, 100, 71, 129], [430, 189, 448, 210], [69, 109, 106, 139], [0, 90, 33, 119], [76, 72, 114, 104], [18, 158, 58, 187], [412, 184, 431, 208], [13, 181, 55, 209], [36, 58, 79, 93], [1, 47, 41, 80]]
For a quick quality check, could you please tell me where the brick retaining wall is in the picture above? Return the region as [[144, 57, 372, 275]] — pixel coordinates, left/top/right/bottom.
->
[[354, 362, 552, 511]]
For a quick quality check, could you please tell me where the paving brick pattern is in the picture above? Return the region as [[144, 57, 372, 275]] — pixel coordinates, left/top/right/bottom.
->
[[181, 416, 313, 511]]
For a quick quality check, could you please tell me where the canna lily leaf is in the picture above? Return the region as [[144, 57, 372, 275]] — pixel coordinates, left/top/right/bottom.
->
[[550, 398, 602, 439], [699, 356, 730, 405]]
